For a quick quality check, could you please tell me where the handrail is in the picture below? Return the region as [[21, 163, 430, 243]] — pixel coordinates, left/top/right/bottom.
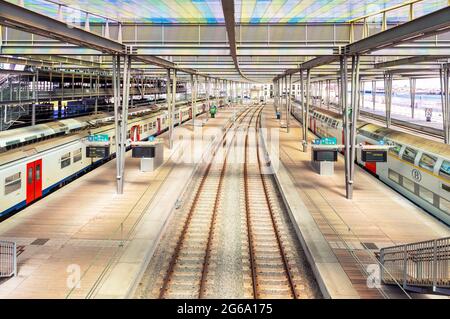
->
[[348, 0, 424, 23], [380, 237, 450, 292], [0, 240, 17, 278]]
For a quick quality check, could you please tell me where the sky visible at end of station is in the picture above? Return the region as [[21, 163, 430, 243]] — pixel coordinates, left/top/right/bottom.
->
[[9, 0, 450, 24]]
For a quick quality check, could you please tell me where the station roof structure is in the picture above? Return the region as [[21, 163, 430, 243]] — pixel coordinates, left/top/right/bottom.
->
[[0, 0, 449, 83]]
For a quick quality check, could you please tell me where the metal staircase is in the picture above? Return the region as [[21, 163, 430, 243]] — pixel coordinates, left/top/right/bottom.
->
[[0, 74, 29, 131]]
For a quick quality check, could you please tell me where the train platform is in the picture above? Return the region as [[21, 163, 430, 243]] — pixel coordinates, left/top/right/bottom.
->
[[261, 104, 450, 299], [0, 105, 242, 298]]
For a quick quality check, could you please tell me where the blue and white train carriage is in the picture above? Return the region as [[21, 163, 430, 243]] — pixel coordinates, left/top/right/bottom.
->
[[0, 100, 205, 218]]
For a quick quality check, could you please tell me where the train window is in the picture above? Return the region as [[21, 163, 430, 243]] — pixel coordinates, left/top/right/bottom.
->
[[388, 142, 402, 156], [439, 160, 450, 180], [60, 152, 71, 169], [4, 172, 21, 195], [419, 185, 434, 204], [419, 153, 437, 172], [36, 165, 41, 181], [442, 184, 450, 192], [402, 147, 417, 164], [402, 176, 416, 193], [73, 148, 82, 163], [439, 197, 450, 215], [388, 169, 400, 184]]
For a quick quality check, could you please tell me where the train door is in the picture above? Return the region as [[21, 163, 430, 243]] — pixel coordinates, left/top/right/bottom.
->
[[189, 108, 193, 119], [157, 118, 161, 134], [26, 159, 42, 204], [364, 142, 377, 174], [179, 110, 183, 123], [130, 125, 140, 142]]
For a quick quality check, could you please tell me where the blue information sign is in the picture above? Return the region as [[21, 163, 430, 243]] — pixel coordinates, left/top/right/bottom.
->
[[88, 134, 109, 142], [312, 137, 337, 145]]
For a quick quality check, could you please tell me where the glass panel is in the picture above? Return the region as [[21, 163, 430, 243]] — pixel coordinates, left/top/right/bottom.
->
[[388, 169, 400, 184], [419, 185, 434, 204], [402, 147, 417, 164], [388, 142, 402, 156], [419, 153, 437, 172], [73, 148, 82, 163], [28, 167, 33, 184], [439, 197, 450, 215], [439, 160, 450, 180], [36, 165, 41, 181], [61, 153, 71, 169], [402, 176, 416, 193], [5, 172, 21, 195]]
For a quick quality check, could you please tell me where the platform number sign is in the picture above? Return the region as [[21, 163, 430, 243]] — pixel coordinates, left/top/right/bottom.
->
[[88, 134, 109, 142], [411, 169, 422, 182]]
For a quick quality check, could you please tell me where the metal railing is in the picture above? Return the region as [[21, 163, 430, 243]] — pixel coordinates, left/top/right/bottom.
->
[[380, 237, 450, 293], [0, 240, 17, 278]]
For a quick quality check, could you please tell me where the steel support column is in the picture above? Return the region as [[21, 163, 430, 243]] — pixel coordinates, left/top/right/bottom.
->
[[166, 69, 173, 147], [348, 55, 361, 200], [340, 56, 351, 199], [170, 69, 177, 149], [118, 55, 131, 194], [410, 78, 416, 119], [372, 80, 376, 111], [384, 72, 393, 128], [287, 74, 292, 132], [299, 69, 307, 152], [303, 69, 311, 152], [440, 66, 450, 144]]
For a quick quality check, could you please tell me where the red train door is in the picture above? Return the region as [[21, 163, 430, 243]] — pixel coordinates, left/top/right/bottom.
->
[[364, 142, 377, 174], [130, 125, 140, 141], [26, 159, 42, 204], [157, 118, 161, 134], [180, 110, 183, 123], [189, 108, 193, 119]]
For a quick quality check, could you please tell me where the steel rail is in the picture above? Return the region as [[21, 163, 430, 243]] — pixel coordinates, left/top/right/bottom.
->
[[255, 108, 299, 299], [199, 106, 260, 298], [158, 106, 252, 299]]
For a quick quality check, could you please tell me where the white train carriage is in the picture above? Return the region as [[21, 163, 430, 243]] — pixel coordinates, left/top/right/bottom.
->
[[356, 123, 450, 225], [0, 100, 204, 218], [294, 105, 450, 225]]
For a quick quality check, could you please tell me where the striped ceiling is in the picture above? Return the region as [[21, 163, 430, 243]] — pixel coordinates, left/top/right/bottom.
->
[[11, 0, 449, 23]]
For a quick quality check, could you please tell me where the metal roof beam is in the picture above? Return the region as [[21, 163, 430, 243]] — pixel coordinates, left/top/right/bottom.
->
[[375, 56, 450, 68], [0, 1, 201, 76], [345, 6, 450, 55], [221, 0, 251, 82]]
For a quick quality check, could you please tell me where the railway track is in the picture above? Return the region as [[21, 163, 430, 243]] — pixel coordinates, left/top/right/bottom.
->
[[242, 107, 299, 299], [157, 106, 255, 299], [139, 104, 319, 299]]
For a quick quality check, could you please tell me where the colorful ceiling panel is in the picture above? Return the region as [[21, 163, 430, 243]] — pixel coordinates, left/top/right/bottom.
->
[[9, 0, 449, 23]]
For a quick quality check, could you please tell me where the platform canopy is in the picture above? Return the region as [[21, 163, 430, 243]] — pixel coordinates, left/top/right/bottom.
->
[[0, 0, 449, 82]]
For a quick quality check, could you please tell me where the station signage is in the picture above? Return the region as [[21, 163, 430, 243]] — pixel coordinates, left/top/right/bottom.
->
[[312, 137, 337, 145], [87, 134, 109, 142], [313, 150, 338, 162], [132, 146, 156, 159], [362, 150, 387, 163], [86, 146, 110, 158]]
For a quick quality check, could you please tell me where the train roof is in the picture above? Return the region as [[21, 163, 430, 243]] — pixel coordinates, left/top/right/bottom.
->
[[358, 123, 450, 158], [0, 99, 203, 154]]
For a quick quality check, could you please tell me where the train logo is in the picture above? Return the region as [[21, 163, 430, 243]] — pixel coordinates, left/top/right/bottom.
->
[[411, 169, 422, 182]]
